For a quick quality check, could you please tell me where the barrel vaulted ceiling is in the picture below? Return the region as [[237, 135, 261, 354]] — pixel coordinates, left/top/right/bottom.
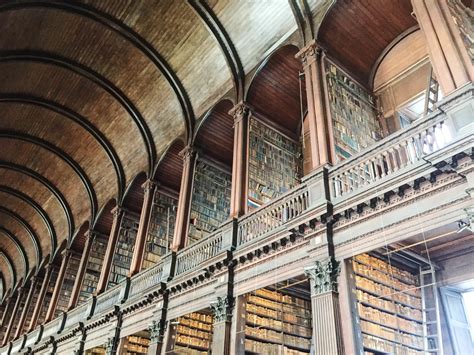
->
[[0, 0, 417, 295]]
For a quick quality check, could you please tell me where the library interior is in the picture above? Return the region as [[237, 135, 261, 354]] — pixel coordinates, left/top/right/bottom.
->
[[0, 0, 472, 354]]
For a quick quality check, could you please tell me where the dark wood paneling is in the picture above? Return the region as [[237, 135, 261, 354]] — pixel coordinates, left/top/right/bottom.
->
[[122, 173, 147, 214], [318, 0, 416, 87], [195, 100, 234, 166], [247, 45, 305, 134], [154, 141, 185, 193]]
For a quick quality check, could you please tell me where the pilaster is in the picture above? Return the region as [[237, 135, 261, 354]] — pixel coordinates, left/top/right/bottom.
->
[[96, 206, 125, 294], [229, 101, 250, 217], [2, 287, 24, 346], [305, 257, 344, 355], [28, 264, 53, 331], [45, 249, 72, 323], [14, 276, 38, 339], [130, 179, 158, 276], [171, 146, 198, 250], [210, 296, 233, 355]]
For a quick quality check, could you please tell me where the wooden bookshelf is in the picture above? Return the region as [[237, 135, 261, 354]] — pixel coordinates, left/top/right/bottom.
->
[[351, 253, 425, 355], [188, 159, 231, 245], [79, 237, 107, 305], [37, 268, 58, 325], [247, 117, 302, 210], [56, 254, 81, 317], [23, 282, 40, 333], [325, 61, 381, 163], [143, 191, 177, 270], [124, 334, 150, 354], [243, 288, 312, 354], [108, 213, 139, 288], [170, 311, 214, 354], [85, 346, 106, 355]]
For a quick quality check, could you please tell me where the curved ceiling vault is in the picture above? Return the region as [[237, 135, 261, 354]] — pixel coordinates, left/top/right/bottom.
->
[[0, 0, 300, 292]]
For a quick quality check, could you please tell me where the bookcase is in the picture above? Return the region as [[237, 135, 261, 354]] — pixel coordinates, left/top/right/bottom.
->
[[247, 117, 302, 210], [108, 213, 139, 288], [325, 61, 381, 163], [23, 282, 40, 333], [79, 236, 107, 305], [56, 254, 80, 317], [85, 346, 106, 355], [37, 268, 59, 325], [143, 191, 178, 270], [241, 287, 312, 354], [350, 253, 426, 355], [167, 311, 214, 354], [123, 334, 151, 354], [188, 159, 231, 245]]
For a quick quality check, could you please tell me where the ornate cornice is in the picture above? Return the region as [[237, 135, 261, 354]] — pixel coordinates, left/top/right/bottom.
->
[[305, 257, 340, 295]]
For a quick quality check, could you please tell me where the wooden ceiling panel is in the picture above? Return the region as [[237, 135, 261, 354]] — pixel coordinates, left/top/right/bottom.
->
[[122, 173, 147, 214], [0, 7, 185, 166], [84, 0, 233, 118], [0, 139, 90, 236], [0, 253, 14, 293], [0, 168, 67, 248], [318, 0, 417, 87], [247, 45, 305, 133], [0, 192, 51, 258], [0, 61, 146, 190], [195, 100, 234, 166], [93, 199, 116, 236], [0, 229, 25, 282], [0, 211, 38, 271]]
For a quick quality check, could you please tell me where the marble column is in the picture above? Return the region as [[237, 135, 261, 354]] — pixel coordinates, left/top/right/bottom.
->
[[305, 257, 344, 355]]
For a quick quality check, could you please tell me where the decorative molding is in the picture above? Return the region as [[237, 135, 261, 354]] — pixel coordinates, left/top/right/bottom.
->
[[210, 296, 232, 323], [228, 101, 250, 125], [295, 40, 323, 67], [148, 320, 164, 344], [305, 257, 341, 295]]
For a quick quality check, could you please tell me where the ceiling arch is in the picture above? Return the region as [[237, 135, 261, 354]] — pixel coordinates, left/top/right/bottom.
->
[[0, 227, 28, 279], [0, 132, 97, 223], [0, 93, 125, 200], [0, 206, 41, 267], [0, 161, 73, 243], [0, 0, 192, 150], [0, 186, 57, 254]]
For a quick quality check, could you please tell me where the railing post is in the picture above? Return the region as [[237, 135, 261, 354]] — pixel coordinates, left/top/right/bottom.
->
[[160, 252, 176, 283], [304, 166, 330, 207]]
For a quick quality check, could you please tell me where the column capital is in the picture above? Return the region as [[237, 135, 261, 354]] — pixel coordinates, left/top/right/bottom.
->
[[111, 206, 123, 218], [305, 257, 341, 295], [228, 101, 250, 123], [148, 320, 165, 344], [141, 179, 158, 193], [84, 229, 98, 242], [61, 248, 73, 259], [210, 296, 233, 323], [295, 40, 324, 67], [179, 145, 197, 161]]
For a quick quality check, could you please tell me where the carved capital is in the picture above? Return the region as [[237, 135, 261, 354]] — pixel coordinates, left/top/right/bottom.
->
[[210, 296, 232, 323], [295, 40, 323, 67], [142, 179, 158, 194], [111, 206, 123, 219], [61, 248, 73, 259], [459, 206, 474, 232], [105, 337, 115, 355], [179, 145, 197, 162], [84, 229, 98, 243], [229, 101, 250, 124], [148, 320, 165, 344], [305, 257, 341, 295]]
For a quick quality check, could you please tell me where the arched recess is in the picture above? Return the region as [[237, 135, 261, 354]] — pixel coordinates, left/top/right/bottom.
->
[[0, 251, 16, 292], [244, 45, 306, 209], [0, 161, 73, 243], [92, 198, 117, 238], [0, 207, 41, 269], [69, 221, 89, 253], [0, 227, 28, 279], [122, 172, 148, 215], [0, 132, 97, 224], [153, 140, 186, 194], [0, 94, 125, 200], [317, 0, 417, 88], [0, 186, 57, 255], [0, 0, 195, 162]]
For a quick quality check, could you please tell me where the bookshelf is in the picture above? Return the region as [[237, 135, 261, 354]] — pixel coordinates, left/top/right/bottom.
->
[[168, 311, 214, 354], [56, 254, 80, 317], [143, 191, 178, 270], [188, 159, 231, 245], [23, 282, 39, 333], [85, 346, 106, 355], [108, 213, 139, 288], [37, 268, 58, 325], [79, 236, 107, 305], [325, 61, 381, 163], [123, 334, 151, 354], [247, 117, 302, 210], [242, 287, 312, 354], [351, 253, 426, 355]]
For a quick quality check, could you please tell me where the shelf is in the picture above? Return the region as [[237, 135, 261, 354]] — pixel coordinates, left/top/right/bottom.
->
[[246, 308, 311, 328], [244, 334, 310, 353], [181, 314, 213, 326], [250, 292, 310, 311], [356, 285, 422, 311], [246, 322, 312, 339], [353, 269, 421, 299], [361, 330, 424, 352], [363, 345, 392, 355], [358, 300, 422, 324], [353, 258, 417, 286], [175, 341, 209, 352], [247, 299, 310, 319], [360, 316, 423, 337]]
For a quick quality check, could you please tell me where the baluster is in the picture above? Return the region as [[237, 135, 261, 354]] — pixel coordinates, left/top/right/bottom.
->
[[369, 159, 377, 181], [391, 147, 400, 172]]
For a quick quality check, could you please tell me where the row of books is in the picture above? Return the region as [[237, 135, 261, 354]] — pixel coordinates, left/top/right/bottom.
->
[[79, 238, 107, 304], [356, 290, 422, 321], [354, 254, 418, 285], [174, 312, 213, 351], [362, 334, 423, 355], [247, 295, 311, 318], [245, 325, 311, 350], [245, 339, 308, 354]]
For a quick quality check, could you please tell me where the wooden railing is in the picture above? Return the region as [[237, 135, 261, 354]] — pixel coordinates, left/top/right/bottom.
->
[[94, 283, 122, 315], [64, 300, 90, 329], [329, 111, 452, 200], [175, 230, 224, 276], [128, 261, 164, 299], [237, 184, 310, 246]]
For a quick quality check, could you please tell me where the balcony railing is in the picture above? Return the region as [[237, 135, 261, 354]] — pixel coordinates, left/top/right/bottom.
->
[[175, 228, 224, 276], [41, 315, 63, 339], [94, 283, 122, 316], [128, 261, 164, 299], [237, 182, 310, 246], [64, 300, 90, 330]]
